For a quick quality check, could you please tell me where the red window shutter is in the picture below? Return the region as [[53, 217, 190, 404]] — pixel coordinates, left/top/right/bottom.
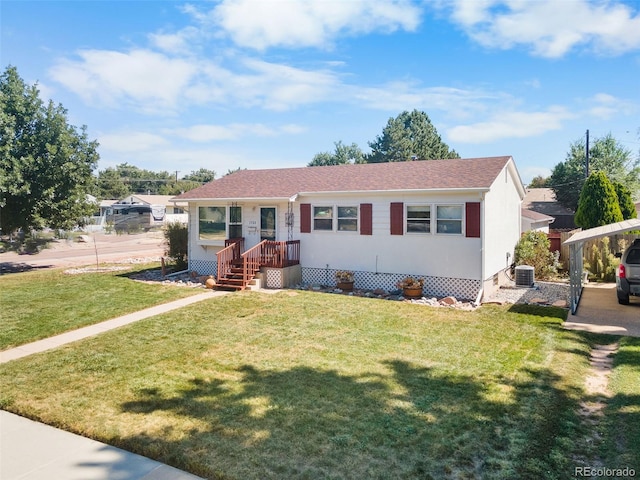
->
[[360, 203, 372, 235], [300, 203, 311, 233], [466, 202, 481, 238], [390, 202, 404, 235]]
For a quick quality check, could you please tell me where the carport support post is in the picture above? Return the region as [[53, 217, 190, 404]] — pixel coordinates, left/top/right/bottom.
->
[[568, 243, 584, 314]]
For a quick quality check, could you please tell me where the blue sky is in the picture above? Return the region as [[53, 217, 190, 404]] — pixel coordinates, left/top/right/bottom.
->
[[2, 0, 639, 185]]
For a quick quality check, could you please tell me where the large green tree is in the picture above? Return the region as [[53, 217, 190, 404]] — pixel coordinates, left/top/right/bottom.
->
[[0, 66, 98, 233], [308, 141, 365, 166], [366, 110, 459, 163], [182, 168, 216, 183], [549, 133, 640, 211], [574, 171, 623, 229]]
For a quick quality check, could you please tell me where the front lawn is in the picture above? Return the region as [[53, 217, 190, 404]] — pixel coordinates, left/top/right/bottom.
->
[[0, 265, 201, 350], [0, 291, 624, 479], [602, 337, 640, 470]]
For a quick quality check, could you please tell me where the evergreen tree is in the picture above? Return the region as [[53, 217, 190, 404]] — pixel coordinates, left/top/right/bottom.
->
[[613, 181, 638, 220], [574, 171, 623, 229], [366, 110, 459, 163]]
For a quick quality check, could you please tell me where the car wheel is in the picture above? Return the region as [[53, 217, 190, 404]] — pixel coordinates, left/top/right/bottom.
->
[[618, 295, 630, 305]]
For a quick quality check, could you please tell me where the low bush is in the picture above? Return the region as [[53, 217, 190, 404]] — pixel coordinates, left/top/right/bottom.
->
[[514, 231, 558, 279], [164, 221, 188, 271]]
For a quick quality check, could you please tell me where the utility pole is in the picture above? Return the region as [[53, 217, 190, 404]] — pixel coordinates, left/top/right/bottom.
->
[[585, 129, 589, 178], [175, 170, 179, 182]]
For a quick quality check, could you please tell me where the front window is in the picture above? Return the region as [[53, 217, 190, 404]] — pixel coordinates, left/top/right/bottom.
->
[[407, 205, 430, 233], [199, 206, 226, 240], [436, 205, 463, 234], [314, 206, 333, 231], [337, 206, 358, 232]]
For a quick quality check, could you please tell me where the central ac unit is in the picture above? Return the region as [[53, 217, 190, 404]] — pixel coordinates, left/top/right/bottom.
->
[[515, 265, 535, 287]]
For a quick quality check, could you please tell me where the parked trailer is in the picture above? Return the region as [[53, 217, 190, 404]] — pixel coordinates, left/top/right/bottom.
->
[[106, 204, 166, 232]]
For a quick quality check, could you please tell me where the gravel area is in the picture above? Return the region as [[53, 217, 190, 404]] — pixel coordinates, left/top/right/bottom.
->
[[482, 280, 570, 308]]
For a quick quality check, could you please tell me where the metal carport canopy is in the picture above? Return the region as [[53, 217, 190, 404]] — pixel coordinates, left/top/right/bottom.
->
[[563, 219, 640, 314]]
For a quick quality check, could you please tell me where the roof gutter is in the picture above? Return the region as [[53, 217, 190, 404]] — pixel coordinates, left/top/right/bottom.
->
[[295, 187, 491, 197], [170, 196, 294, 203]]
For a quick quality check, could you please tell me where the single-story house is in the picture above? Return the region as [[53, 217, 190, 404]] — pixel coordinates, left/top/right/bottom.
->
[[119, 195, 187, 214], [173, 156, 526, 301], [521, 208, 555, 233], [522, 188, 576, 231]]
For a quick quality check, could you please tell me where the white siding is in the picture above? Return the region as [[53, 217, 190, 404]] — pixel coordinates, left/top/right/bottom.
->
[[483, 162, 523, 285], [298, 192, 482, 280]]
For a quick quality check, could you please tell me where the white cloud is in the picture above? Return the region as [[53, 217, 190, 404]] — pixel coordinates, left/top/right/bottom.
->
[[352, 81, 506, 118], [447, 107, 574, 143], [440, 0, 640, 58], [168, 123, 306, 142], [148, 27, 201, 55], [49, 49, 197, 113], [203, 0, 421, 50], [49, 48, 343, 113], [585, 92, 636, 119], [98, 131, 169, 153]]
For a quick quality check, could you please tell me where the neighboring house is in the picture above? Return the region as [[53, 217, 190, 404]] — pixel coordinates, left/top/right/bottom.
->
[[173, 157, 526, 301], [117, 194, 188, 224], [119, 195, 187, 215], [522, 188, 576, 230], [521, 208, 555, 233]]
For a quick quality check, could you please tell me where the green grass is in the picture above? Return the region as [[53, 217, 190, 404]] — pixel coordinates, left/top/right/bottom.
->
[[1, 291, 625, 480], [0, 265, 201, 349], [601, 337, 640, 471]]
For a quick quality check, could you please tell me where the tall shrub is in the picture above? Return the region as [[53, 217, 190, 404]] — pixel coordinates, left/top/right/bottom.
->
[[164, 222, 188, 271], [514, 231, 557, 280], [574, 171, 623, 229]]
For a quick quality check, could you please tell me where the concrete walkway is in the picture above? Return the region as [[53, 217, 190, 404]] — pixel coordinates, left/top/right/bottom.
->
[[0, 290, 227, 364], [565, 283, 640, 337], [0, 289, 229, 479]]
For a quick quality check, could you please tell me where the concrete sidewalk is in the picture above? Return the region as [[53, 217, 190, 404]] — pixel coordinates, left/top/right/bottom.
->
[[0, 289, 229, 479], [0, 411, 203, 480], [1, 290, 227, 364]]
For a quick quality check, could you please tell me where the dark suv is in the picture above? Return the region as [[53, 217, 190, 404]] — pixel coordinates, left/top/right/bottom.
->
[[616, 239, 640, 305]]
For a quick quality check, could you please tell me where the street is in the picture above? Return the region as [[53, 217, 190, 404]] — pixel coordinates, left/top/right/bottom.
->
[[0, 231, 166, 273]]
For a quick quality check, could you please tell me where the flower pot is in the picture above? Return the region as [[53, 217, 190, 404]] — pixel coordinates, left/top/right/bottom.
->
[[403, 287, 423, 298], [337, 281, 354, 292]]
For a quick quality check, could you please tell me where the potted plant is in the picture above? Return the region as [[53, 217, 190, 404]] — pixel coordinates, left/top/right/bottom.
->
[[335, 270, 355, 291], [397, 276, 424, 298]]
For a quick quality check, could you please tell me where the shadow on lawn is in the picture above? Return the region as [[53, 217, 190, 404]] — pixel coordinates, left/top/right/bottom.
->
[[119, 360, 585, 480]]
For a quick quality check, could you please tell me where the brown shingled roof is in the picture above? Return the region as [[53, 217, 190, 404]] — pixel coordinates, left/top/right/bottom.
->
[[174, 156, 513, 200]]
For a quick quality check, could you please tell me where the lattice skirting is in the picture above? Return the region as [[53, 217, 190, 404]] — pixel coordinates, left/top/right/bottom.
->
[[302, 267, 481, 301], [187, 259, 480, 300], [189, 259, 217, 276]]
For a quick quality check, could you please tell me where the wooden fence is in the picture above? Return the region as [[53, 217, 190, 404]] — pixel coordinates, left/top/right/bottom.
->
[[556, 231, 639, 275]]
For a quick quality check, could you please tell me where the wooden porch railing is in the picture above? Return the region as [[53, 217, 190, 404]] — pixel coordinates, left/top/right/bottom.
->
[[261, 240, 300, 268], [216, 239, 300, 290], [216, 239, 242, 283]]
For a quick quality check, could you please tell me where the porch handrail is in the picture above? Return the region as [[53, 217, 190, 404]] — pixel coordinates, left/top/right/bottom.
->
[[241, 240, 266, 286], [216, 241, 239, 281]]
